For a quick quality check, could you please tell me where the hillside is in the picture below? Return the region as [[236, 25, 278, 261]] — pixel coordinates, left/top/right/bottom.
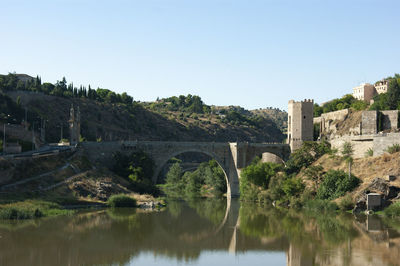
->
[[250, 108, 287, 133], [0, 75, 284, 143], [296, 151, 400, 207]]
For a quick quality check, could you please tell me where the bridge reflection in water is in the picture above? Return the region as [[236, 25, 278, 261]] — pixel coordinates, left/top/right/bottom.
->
[[1, 198, 400, 266]]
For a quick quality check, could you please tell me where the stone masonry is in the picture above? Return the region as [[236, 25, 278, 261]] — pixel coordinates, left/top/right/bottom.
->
[[81, 141, 291, 198], [287, 99, 314, 151]]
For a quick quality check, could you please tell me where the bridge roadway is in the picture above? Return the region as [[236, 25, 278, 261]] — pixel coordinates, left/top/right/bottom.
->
[[82, 141, 291, 198]]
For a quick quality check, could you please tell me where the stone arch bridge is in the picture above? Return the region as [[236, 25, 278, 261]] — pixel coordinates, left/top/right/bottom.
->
[[82, 141, 291, 198]]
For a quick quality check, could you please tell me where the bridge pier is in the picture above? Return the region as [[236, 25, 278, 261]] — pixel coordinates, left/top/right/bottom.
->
[[81, 141, 291, 198]]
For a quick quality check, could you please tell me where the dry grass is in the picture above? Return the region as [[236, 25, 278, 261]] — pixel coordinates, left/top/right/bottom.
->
[[334, 110, 363, 136], [300, 151, 400, 201]]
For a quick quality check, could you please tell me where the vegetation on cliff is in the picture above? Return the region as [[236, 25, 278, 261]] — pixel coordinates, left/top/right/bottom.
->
[[313, 73, 400, 117], [370, 74, 400, 111], [239, 141, 362, 210], [313, 94, 367, 117], [0, 73, 285, 143]]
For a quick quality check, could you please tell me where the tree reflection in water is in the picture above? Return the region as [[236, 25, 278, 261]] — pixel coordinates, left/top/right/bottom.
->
[[0, 199, 400, 266]]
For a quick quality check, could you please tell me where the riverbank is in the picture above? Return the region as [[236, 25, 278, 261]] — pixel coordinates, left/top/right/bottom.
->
[[239, 141, 400, 217], [0, 194, 165, 220]]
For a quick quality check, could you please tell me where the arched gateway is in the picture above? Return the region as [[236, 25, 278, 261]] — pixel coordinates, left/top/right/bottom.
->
[[82, 141, 291, 198]]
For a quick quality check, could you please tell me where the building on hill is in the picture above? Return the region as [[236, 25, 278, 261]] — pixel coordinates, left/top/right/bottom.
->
[[375, 79, 389, 94], [352, 80, 389, 103], [287, 99, 314, 151], [352, 83, 376, 102]]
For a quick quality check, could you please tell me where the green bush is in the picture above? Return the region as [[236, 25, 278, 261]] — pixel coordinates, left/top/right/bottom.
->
[[383, 201, 400, 218], [386, 144, 400, 154], [350, 100, 367, 111], [0, 207, 42, 220], [162, 160, 227, 199], [107, 194, 137, 208], [338, 195, 354, 211], [365, 148, 373, 157], [0, 200, 70, 220], [240, 160, 282, 189], [239, 159, 283, 202], [303, 199, 338, 213], [281, 177, 304, 198], [285, 141, 331, 174], [317, 170, 360, 200]]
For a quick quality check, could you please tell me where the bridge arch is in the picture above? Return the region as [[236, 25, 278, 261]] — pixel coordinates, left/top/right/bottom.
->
[[153, 149, 233, 198]]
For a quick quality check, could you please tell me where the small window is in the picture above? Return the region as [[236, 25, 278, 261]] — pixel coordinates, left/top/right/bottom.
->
[[303, 115, 306, 119]]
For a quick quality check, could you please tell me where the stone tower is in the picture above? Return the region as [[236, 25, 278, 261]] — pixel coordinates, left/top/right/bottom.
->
[[287, 99, 314, 151], [69, 104, 81, 145]]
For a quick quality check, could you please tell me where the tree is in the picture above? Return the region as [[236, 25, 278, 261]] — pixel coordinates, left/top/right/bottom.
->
[[386, 79, 400, 110], [304, 165, 324, 190], [341, 142, 354, 178]]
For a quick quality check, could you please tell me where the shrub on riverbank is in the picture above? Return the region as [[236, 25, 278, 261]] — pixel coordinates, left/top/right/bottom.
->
[[0, 200, 72, 220], [383, 201, 400, 218], [285, 141, 331, 175], [303, 199, 338, 213], [107, 194, 137, 208], [240, 159, 283, 202], [316, 170, 360, 200]]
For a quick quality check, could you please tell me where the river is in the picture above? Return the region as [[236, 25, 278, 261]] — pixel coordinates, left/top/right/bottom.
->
[[1, 198, 400, 266]]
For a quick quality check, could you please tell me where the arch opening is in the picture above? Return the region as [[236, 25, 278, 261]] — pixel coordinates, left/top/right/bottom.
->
[[155, 151, 230, 198]]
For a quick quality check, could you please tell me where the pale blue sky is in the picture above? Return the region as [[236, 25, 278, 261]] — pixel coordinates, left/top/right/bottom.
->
[[1, 0, 399, 110]]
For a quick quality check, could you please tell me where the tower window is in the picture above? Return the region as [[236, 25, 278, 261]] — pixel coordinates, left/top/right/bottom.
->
[[303, 116, 306, 119]]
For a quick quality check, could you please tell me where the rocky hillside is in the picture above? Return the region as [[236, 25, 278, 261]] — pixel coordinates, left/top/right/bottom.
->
[[297, 151, 400, 210], [4, 90, 285, 143]]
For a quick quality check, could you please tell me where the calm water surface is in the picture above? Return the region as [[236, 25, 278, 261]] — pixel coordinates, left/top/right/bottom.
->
[[1, 199, 400, 266]]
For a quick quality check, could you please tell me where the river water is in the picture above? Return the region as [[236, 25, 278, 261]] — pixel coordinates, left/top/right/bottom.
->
[[1, 199, 400, 266]]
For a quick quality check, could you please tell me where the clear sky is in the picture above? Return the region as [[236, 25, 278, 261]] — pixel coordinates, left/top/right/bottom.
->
[[1, 0, 399, 111]]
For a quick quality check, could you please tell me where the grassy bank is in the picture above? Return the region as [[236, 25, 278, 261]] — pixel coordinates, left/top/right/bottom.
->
[[107, 194, 137, 208], [0, 200, 74, 220]]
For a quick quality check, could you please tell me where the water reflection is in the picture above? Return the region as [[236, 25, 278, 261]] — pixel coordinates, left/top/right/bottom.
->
[[0, 199, 400, 266]]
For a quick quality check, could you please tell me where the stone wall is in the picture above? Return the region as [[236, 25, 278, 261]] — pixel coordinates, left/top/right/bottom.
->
[[373, 133, 400, 156], [330, 135, 374, 158], [330, 132, 400, 158], [381, 111, 399, 131], [318, 109, 349, 136], [361, 111, 377, 135]]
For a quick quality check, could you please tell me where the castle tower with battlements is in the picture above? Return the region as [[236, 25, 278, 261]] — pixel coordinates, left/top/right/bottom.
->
[[69, 104, 81, 146], [287, 99, 314, 151]]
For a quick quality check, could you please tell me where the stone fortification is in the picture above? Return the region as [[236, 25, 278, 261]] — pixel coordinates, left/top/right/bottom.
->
[[361, 110, 399, 135], [330, 133, 400, 158], [314, 109, 350, 137], [314, 109, 399, 158], [381, 111, 399, 131], [330, 135, 374, 158], [373, 133, 400, 156], [287, 99, 314, 151], [361, 111, 378, 135]]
